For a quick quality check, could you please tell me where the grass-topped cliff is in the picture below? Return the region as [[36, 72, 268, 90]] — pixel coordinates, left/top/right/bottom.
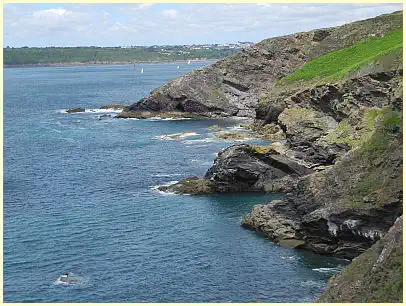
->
[[117, 11, 403, 302]]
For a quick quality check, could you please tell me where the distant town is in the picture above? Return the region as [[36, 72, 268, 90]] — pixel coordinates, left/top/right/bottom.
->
[[4, 42, 254, 66]]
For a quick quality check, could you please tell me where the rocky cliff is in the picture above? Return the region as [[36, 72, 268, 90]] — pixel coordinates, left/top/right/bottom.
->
[[135, 11, 403, 302], [242, 103, 402, 259]]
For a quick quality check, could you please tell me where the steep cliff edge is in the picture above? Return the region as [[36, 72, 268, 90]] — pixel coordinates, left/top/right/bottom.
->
[[121, 11, 402, 118]]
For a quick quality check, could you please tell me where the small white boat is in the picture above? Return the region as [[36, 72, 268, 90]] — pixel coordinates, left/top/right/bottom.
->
[[141, 68, 144, 74], [177, 65, 180, 69], [187, 60, 191, 64]]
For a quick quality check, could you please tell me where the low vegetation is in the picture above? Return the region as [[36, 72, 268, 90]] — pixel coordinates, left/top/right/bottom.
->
[[4, 45, 238, 66], [279, 29, 403, 84]]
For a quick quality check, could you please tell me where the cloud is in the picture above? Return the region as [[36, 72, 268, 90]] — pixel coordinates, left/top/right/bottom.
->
[[33, 8, 68, 17], [3, 3, 403, 47], [161, 9, 178, 18]]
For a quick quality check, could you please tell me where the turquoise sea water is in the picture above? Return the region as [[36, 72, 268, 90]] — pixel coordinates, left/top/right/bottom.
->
[[4, 63, 348, 302]]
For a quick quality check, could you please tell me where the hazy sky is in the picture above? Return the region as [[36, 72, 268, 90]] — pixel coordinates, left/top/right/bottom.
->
[[4, 3, 403, 47]]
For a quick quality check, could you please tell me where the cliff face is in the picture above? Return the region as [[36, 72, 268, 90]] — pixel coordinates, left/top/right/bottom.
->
[[242, 103, 402, 259], [133, 11, 403, 302], [123, 11, 402, 118]]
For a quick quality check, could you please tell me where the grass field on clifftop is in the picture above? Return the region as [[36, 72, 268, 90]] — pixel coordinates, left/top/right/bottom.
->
[[280, 28, 403, 84]]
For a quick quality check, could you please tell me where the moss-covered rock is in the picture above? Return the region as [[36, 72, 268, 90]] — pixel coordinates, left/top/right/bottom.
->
[[215, 132, 250, 140], [207, 125, 222, 131]]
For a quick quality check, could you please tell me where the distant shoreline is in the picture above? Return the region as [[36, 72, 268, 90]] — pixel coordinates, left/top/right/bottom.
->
[[4, 59, 219, 69]]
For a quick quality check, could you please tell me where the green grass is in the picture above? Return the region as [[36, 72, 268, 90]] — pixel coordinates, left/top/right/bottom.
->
[[279, 29, 403, 84]]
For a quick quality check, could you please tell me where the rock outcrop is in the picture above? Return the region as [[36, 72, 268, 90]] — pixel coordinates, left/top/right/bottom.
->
[[204, 144, 312, 193], [160, 144, 313, 194], [122, 11, 402, 118]]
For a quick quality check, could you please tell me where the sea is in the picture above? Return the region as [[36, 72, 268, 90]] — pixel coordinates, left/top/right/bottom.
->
[[3, 62, 348, 302]]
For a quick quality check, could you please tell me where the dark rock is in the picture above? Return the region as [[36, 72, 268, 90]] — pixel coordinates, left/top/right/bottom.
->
[[157, 177, 214, 195], [312, 29, 331, 42], [66, 107, 85, 113], [203, 144, 313, 193]]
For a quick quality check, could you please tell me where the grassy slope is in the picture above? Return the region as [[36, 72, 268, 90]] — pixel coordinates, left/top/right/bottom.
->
[[279, 28, 403, 84]]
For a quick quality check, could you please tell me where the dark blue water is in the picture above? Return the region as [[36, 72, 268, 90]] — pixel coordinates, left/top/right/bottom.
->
[[4, 63, 348, 302]]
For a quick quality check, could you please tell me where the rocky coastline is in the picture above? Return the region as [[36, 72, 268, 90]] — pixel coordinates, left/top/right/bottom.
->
[[117, 11, 403, 302]]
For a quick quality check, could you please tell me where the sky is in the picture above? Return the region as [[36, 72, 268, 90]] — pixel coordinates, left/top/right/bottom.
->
[[4, 3, 403, 47]]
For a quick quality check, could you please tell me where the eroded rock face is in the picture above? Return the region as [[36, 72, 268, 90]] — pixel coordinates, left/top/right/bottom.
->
[[255, 70, 402, 166], [318, 216, 403, 302]]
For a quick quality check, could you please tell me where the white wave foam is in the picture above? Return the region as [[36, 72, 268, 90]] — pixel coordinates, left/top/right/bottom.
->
[[150, 180, 179, 190], [281, 255, 297, 261], [150, 180, 180, 196], [58, 108, 122, 114], [312, 267, 342, 273], [147, 117, 192, 121], [153, 173, 181, 177], [182, 138, 217, 144], [85, 108, 122, 114], [154, 132, 199, 141], [226, 125, 246, 131]]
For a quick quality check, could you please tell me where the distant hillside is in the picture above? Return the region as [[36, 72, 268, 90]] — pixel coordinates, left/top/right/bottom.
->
[[3, 44, 242, 66]]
